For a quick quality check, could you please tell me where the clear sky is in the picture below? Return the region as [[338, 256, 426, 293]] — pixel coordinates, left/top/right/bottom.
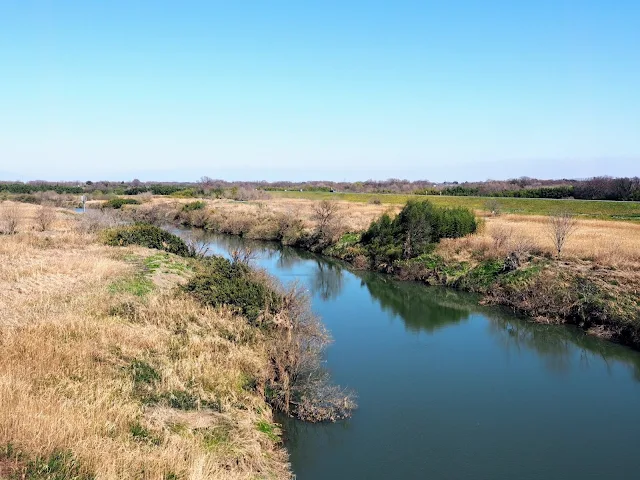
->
[[1, 1, 639, 182]]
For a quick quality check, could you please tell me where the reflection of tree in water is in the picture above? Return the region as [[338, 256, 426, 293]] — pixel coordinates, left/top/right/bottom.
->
[[311, 261, 344, 301], [488, 315, 640, 380], [275, 411, 352, 450], [275, 246, 302, 270], [356, 271, 473, 333], [276, 246, 346, 300], [202, 232, 348, 300], [199, 231, 640, 382]]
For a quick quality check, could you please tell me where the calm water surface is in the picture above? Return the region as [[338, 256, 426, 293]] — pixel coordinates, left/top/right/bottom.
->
[[196, 232, 640, 480]]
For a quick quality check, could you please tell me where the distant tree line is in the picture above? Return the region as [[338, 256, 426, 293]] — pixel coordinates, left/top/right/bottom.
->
[[436, 177, 640, 201], [0, 182, 84, 194], [1, 176, 638, 201]]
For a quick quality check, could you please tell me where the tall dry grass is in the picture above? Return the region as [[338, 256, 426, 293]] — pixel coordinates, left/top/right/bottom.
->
[[479, 215, 640, 265], [161, 197, 639, 268], [0, 204, 290, 479]]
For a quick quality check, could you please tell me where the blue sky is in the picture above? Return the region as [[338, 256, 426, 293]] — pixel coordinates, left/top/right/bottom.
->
[[1, 1, 639, 182]]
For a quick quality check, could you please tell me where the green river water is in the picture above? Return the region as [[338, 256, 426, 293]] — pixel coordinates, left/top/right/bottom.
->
[[199, 232, 640, 480]]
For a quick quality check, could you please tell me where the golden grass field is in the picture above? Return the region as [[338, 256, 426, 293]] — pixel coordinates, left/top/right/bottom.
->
[[162, 197, 640, 268], [0, 202, 289, 479]]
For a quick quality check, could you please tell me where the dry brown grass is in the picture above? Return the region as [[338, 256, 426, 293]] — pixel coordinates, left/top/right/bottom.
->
[[477, 214, 640, 265], [162, 197, 395, 232], [168, 197, 639, 268], [0, 204, 290, 479]]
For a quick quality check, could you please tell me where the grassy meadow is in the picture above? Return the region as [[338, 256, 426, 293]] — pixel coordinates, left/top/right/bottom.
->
[[0, 202, 290, 479], [271, 191, 640, 221]]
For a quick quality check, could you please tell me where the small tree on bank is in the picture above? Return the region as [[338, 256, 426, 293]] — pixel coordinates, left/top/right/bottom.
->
[[312, 200, 340, 240], [362, 200, 478, 264], [548, 211, 578, 257], [34, 206, 56, 232], [0, 204, 20, 234]]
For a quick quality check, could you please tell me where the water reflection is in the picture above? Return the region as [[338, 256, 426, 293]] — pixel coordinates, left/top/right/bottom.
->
[[355, 271, 473, 333], [489, 315, 640, 380], [188, 230, 640, 479], [193, 230, 640, 381]]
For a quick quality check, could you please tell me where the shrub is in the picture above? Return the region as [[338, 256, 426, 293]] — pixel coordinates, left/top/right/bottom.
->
[[183, 256, 282, 322], [34, 206, 56, 231], [548, 211, 578, 257], [103, 197, 141, 209], [169, 188, 198, 198], [362, 200, 477, 264], [102, 224, 191, 256], [181, 200, 206, 212], [76, 209, 123, 233], [0, 204, 20, 234], [485, 198, 502, 216]]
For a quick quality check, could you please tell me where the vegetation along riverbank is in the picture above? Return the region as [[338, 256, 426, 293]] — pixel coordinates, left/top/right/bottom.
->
[[114, 195, 640, 349], [0, 202, 356, 479]]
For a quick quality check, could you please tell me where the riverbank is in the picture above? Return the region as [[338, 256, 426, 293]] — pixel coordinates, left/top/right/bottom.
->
[[0, 202, 292, 479], [123, 197, 640, 349]]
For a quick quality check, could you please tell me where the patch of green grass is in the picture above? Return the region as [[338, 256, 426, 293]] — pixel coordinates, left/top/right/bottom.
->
[[129, 422, 162, 446], [256, 420, 280, 442], [201, 427, 232, 451], [336, 232, 361, 246], [128, 359, 160, 387], [143, 253, 192, 276], [163, 390, 199, 410], [108, 275, 154, 296], [0, 444, 93, 480], [456, 259, 505, 291], [501, 264, 544, 287], [168, 422, 189, 435], [272, 191, 640, 221], [239, 373, 258, 393]]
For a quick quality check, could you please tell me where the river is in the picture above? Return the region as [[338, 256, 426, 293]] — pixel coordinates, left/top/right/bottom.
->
[[196, 232, 640, 480]]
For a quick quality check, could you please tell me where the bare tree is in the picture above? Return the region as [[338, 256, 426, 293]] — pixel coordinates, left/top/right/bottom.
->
[[490, 225, 513, 250], [485, 198, 502, 216], [312, 200, 340, 240], [34, 206, 56, 231], [230, 247, 256, 265], [199, 176, 215, 186], [548, 211, 578, 257], [267, 286, 356, 422], [184, 232, 211, 259], [0, 204, 20, 234], [76, 209, 123, 233]]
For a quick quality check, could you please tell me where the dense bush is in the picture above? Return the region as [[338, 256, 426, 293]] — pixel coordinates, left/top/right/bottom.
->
[[102, 224, 191, 256], [183, 256, 282, 322], [148, 184, 192, 195], [169, 188, 199, 198], [123, 186, 149, 195], [441, 186, 481, 196], [362, 200, 477, 264], [182, 200, 206, 212], [103, 197, 141, 209]]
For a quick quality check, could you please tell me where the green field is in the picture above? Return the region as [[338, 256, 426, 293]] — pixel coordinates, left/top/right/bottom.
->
[[271, 191, 640, 221]]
